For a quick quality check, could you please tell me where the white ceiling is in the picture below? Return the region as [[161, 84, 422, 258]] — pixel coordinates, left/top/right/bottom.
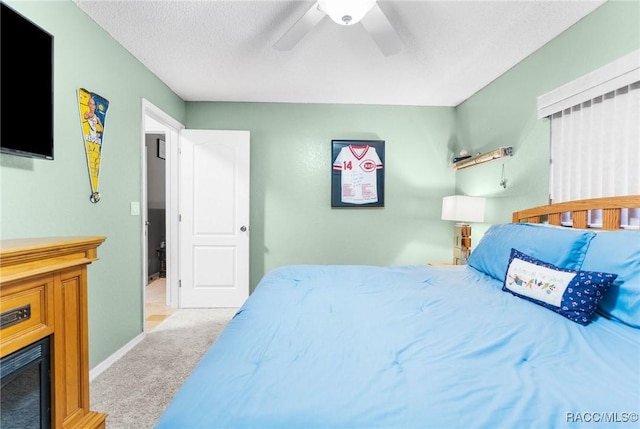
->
[[74, 0, 605, 107]]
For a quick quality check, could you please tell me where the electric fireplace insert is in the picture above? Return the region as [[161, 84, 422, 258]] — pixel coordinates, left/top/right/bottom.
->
[[0, 336, 51, 429]]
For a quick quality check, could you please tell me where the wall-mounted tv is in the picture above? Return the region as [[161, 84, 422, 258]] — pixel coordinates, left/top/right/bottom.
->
[[1, 3, 54, 160]]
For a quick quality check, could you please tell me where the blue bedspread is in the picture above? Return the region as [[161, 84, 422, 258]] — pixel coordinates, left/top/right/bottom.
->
[[156, 265, 640, 428]]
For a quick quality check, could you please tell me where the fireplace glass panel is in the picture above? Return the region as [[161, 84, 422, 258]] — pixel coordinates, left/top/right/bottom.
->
[[0, 337, 51, 429]]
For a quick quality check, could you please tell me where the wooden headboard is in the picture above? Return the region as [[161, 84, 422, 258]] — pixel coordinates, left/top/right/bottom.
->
[[512, 195, 640, 230]]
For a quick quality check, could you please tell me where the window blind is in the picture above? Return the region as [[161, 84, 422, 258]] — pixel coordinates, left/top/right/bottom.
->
[[549, 82, 640, 228], [539, 51, 640, 228], [549, 81, 640, 202]]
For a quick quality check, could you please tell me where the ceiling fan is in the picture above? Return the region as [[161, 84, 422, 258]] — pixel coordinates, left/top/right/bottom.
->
[[274, 0, 403, 56]]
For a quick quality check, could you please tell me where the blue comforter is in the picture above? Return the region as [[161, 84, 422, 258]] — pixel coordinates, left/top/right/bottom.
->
[[156, 265, 640, 428]]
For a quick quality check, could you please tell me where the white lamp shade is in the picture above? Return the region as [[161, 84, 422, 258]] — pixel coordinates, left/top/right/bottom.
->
[[318, 0, 377, 25], [441, 195, 486, 223]]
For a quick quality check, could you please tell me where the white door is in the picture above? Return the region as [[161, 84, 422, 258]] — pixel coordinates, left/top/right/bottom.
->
[[179, 129, 250, 308]]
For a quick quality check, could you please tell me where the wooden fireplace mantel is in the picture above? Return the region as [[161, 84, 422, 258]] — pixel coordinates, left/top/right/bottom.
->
[[1, 236, 107, 429]]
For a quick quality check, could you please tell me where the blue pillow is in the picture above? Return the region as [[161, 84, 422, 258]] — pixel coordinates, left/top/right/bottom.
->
[[502, 249, 617, 325], [581, 230, 640, 328], [468, 223, 596, 282]]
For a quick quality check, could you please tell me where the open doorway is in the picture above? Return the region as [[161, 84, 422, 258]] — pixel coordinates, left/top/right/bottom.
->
[[141, 99, 184, 332], [144, 132, 174, 331], [146, 132, 166, 281]]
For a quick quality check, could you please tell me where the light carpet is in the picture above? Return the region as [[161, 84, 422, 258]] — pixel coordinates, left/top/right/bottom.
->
[[90, 308, 238, 429]]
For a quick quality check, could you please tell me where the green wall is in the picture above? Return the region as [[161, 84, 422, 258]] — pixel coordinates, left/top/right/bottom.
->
[[455, 0, 640, 240], [0, 1, 185, 367], [186, 103, 457, 290]]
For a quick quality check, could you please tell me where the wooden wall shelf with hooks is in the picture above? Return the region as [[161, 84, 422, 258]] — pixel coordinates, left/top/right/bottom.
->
[[450, 147, 513, 170]]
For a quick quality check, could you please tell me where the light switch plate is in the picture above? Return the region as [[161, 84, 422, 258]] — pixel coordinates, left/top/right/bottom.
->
[[130, 201, 140, 216]]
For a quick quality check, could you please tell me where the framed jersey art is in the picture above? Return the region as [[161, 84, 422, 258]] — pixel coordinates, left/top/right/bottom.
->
[[331, 140, 384, 208]]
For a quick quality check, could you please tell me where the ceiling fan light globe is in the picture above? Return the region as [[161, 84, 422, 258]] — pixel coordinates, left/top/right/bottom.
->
[[318, 0, 377, 26]]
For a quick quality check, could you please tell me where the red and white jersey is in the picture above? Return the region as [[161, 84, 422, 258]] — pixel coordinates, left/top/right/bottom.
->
[[332, 145, 383, 204]]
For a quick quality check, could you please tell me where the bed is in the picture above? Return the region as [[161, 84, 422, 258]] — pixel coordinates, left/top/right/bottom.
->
[[156, 196, 640, 429]]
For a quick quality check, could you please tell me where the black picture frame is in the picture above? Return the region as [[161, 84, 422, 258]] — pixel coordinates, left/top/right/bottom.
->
[[157, 138, 166, 160], [331, 140, 385, 208]]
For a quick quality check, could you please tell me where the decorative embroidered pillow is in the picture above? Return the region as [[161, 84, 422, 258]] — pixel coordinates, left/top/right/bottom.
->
[[502, 249, 617, 326]]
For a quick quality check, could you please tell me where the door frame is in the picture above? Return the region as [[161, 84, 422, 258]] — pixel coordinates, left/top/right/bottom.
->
[[141, 99, 184, 314]]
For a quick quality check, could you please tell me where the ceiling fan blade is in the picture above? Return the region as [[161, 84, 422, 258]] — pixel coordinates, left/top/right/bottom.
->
[[360, 3, 403, 56], [274, 1, 326, 51]]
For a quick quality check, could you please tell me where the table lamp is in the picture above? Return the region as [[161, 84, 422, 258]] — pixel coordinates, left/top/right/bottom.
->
[[441, 195, 486, 264]]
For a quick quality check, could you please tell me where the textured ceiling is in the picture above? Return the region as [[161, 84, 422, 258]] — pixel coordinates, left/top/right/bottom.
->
[[74, 0, 605, 107]]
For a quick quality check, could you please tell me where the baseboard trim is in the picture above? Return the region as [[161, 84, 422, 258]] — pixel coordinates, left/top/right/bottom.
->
[[89, 332, 145, 381]]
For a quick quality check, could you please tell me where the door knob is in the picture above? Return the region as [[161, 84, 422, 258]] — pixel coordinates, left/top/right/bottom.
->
[[240, 226, 247, 232]]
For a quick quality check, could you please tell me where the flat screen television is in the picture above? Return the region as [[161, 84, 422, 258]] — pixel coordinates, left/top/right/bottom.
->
[[1, 3, 54, 160]]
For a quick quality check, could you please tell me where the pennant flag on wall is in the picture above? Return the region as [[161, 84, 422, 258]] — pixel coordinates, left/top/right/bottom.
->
[[77, 88, 109, 203]]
